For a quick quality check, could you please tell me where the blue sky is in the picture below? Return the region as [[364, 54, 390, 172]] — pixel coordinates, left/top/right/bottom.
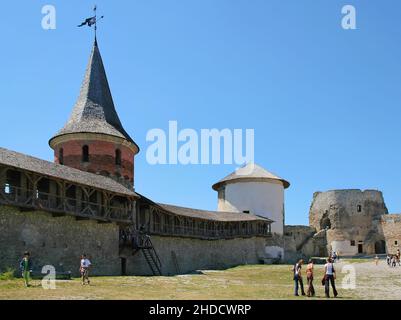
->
[[1, 1, 400, 225]]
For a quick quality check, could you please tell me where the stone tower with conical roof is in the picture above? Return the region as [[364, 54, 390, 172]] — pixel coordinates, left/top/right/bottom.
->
[[49, 39, 139, 189]]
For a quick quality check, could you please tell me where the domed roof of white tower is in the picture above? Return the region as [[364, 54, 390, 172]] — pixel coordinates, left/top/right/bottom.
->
[[212, 163, 290, 190]]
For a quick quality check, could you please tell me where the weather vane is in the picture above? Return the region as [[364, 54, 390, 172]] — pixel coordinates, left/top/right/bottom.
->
[[77, 5, 104, 39]]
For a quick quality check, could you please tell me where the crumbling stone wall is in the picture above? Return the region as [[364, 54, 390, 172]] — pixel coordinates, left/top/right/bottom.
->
[[309, 190, 388, 256], [381, 215, 401, 254], [283, 226, 327, 263]]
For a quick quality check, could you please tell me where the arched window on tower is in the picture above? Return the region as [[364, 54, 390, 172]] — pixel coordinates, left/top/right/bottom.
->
[[59, 148, 64, 165], [115, 149, 122, 166], [82, 145, 89, 163]]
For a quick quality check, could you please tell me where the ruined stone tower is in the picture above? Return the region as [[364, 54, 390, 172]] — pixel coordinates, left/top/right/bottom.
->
[[309, 189, 388, 255], [49, 39, 139, 189]]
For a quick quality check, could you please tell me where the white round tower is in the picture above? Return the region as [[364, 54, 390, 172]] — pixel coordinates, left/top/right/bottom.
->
[[212, 163, 290, 235]]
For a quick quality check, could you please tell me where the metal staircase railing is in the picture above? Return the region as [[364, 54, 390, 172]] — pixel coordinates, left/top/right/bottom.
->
[[132, 234, 162, 276]]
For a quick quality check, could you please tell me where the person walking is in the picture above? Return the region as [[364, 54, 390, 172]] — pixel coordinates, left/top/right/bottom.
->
[[331, 251, 337, 263], [324, 257, 338, 298], [392, 255, 397, 267], [293, 259, 305, 296], [306, 259, 315, 297], [80, 254, 92, 285], [19, 251, 32, 287]]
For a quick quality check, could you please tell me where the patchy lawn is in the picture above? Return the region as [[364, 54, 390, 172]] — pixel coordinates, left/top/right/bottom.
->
[[0, 259, 398, 300]]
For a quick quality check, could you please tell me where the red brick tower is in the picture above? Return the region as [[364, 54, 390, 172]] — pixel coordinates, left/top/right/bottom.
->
[[49, 39, 139, 189]]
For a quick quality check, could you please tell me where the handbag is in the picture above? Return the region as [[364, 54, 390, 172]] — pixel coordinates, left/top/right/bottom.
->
[[321, 275, 326, 286]]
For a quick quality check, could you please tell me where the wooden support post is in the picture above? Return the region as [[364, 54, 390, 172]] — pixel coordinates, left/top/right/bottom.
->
[[18, 171, 27, 202], [49, 180, 58, 208], [0, 167, 7, 200], [96, 190, 102, 216], [0, 167, 6, 188], [76, 186, 82, 213]]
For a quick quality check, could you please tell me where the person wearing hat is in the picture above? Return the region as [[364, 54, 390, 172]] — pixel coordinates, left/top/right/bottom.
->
[[19, 251, 32, 287]]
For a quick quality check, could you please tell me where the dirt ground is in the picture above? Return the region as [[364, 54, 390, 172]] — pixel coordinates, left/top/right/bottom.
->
[[0, 259, 400, 300]]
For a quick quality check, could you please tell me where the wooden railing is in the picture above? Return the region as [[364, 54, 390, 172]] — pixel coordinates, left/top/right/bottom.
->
[[133, 207, 272, 241], [148, 224, 270, 239], [0, 184, 133, 223]]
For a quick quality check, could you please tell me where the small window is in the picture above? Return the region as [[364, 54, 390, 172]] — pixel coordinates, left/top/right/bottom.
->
[[82, 145, 89, 162], [59, 148, 64, 165], [357, 205, 362, 213], [243, 210, 250, 214], [395, 241, 398, 246], [350, 240, 356, 246], [115, 149, 122, 166]]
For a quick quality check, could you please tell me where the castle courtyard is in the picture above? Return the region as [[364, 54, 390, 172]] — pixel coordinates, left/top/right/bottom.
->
[[0, 259, 400, 300]]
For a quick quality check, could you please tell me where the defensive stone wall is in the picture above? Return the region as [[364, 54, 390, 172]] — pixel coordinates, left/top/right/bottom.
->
[[0, 205, 268, 277], [121, 235, 267, 276], [283, 225, 327, 263], [0, 205, 120, 276], [381, 214, 401, 254]]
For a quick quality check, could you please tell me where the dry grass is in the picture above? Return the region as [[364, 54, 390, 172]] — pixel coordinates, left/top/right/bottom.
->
[[0, 259, 396, 300]]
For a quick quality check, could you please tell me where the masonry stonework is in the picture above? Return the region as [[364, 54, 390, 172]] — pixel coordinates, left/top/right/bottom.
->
[[0, 205, 269, 276], [0, 205, 120, 276], [381, 215, 401, 254], [53, 138, 135, 188], [121, 236, 267, 276], [308, 190, 388, 256], [283, 226, 327, 263]]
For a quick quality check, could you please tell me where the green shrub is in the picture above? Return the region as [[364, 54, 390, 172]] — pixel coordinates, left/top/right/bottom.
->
[[0, 268, 16, 280]]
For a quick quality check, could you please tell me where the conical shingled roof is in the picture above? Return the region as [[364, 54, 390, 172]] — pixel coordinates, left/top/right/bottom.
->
[[212, 163, 290, 190], [49, 39, 138, 150]]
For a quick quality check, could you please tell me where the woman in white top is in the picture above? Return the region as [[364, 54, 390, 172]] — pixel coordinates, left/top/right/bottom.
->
[[324, 257, 338, 298]]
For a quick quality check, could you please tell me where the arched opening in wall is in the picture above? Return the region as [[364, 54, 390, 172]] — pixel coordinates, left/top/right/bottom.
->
[[375, 240, 386, 254], [320, 211, 331, 230], [115, 149, 122, 166], [82, 145, 89, 162], [59, 148, 64, 165]]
